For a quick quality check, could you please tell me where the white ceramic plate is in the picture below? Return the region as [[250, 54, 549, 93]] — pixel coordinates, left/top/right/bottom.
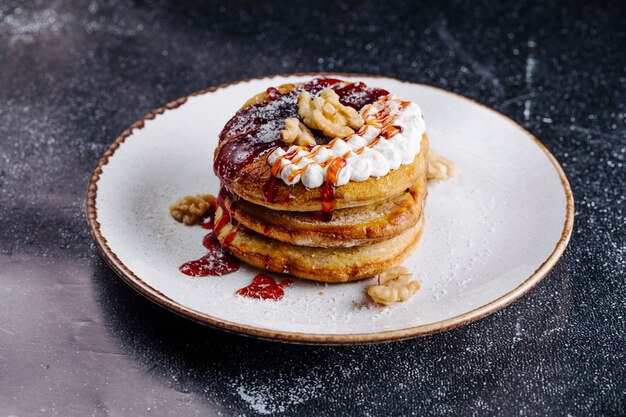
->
[[87, 74, 574, 344]]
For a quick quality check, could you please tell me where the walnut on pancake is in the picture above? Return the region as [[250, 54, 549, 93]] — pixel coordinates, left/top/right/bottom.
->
[[280, 117, 316, 146], [297, 88, 364, 138]]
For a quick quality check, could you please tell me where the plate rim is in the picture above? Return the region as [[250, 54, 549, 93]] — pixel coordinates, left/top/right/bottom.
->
[[85, 72, 575, 345]]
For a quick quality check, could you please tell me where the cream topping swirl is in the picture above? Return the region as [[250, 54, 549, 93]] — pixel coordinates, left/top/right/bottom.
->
[[267, 94, 425, 188]]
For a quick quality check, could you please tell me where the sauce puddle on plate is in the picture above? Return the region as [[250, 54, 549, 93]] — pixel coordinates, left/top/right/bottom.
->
[[178, 202, 241, 277], [236, 274, 293, 301]]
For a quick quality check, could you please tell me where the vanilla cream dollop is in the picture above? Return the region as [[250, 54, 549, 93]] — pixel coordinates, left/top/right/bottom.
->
[[267, 94, 425, 188]]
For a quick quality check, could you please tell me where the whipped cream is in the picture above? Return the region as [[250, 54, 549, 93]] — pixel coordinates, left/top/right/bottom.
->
[[267, 94, 425, 188]]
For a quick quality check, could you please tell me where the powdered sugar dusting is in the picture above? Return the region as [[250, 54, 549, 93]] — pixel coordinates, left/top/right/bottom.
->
[[232, 373, 323, 414]]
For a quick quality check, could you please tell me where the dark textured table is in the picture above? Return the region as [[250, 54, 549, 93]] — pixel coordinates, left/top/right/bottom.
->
[[1, 1, 624, 415]]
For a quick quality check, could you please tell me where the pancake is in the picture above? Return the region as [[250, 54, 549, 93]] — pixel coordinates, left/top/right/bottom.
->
[[205, 77, 433, 283], [222, 172, 427, 248], [213, 77, 429, 211], [214, 207, 425, 282]]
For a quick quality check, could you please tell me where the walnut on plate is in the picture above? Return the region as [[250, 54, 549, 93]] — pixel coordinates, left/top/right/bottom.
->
[[280, 117, 316, 146], [427, 149, 456, 180], [367, 265, 421, 306], [169, 194, 216, 225], [298, 88, 364, 138]]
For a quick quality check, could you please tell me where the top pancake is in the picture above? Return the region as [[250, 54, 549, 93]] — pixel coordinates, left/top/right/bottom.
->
[[213, 77, 429, 212]]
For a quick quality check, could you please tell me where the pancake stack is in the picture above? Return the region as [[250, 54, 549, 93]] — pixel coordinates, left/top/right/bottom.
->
[[212, 78, 429, 283]]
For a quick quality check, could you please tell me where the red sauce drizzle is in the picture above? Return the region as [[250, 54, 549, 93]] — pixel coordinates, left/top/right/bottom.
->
[[302, 78, 344, 94], [265, 87, 280, 101], [334, 82, 389, 109], [199, 203, 217, 229], [317, 183, 336, 222], [223, 230, 237, 247], [179, 234, 239, 277], [202, 233, 217, 248], [236, 274, 293, 301], [178, 188, 240, 277], [215, 188, 236, 234], [262, 175, 281, 203], [313, 157, 346, 221], [213, 211, 230, 235]]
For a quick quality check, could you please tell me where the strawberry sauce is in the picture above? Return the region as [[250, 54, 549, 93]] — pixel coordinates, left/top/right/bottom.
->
[[262, 175, 281, 203], [236, 274, 293, 301], [179, 233, 240, 277], [178, 194, 240, 277], [199, 203, 217, 230], [316, 183, 337, 222]]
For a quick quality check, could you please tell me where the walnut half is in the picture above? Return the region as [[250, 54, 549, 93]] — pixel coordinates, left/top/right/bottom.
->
[[280, 117, 316, 146], [367, 265, 421, 306], [427, 149, 456, 180], [298, 88, 364, 138], [169, 194, 216, 225]]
